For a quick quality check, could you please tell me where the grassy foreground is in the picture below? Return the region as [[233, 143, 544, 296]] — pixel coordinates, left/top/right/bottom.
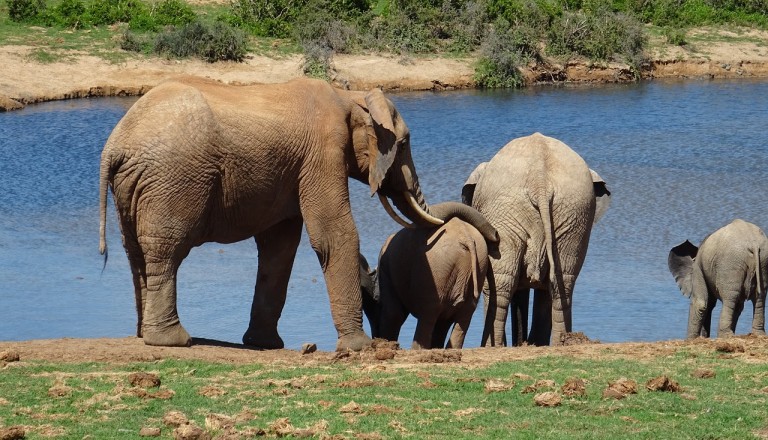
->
[[2, 338, 768, 439]]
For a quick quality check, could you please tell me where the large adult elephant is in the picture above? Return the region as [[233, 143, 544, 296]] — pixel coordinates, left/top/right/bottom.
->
[[462, 133, 611, 346], [98, 76, 496, 350], [668, 219, 768, 339], [361, 216, 493, 349]]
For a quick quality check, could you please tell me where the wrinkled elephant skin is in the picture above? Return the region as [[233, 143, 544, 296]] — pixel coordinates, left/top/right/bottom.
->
[[463, 133, 611, 347]]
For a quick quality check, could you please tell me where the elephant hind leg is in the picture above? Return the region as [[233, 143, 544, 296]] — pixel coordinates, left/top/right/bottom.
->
[[138, 235, 193, 347], [117, 216, 147, 338], [717, 291, 741, 338], [510, 288, 530, 347], [126, 244, 148, 338], [243, 217, 303, 349]]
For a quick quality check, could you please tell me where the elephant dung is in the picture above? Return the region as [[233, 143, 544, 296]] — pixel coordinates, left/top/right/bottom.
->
[[645, 375, 681, 392], [0, 350, 20, 362], [172, 424, 211, 440], [0, 426, 25, 440], [715, 340, 745, 353], [561, 378, 587, 397], [691, 368, 716, 379], [602, 378, 637, 400], [534, 391, 562, 407], [129, 372, 161, 388]]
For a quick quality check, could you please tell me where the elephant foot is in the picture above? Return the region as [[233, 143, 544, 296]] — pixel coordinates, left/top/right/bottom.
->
[[336, 331, 372, 352], [142, 323, 192, 347], [243, 327, 284, 349], [752, 329, 767, 337]]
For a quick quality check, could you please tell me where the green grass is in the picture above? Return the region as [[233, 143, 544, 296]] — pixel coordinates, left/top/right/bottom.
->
[[2, 347, 768, 439]]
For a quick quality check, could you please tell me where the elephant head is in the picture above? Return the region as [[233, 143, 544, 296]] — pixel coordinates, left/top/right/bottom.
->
[[668, 240, 699, 298], [349, 89, 498, 243]]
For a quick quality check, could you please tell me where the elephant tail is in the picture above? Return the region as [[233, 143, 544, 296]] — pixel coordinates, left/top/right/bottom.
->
[[539, 188, 567, 343], [98, 148, 114, 267], [756, 246, 764, 298]]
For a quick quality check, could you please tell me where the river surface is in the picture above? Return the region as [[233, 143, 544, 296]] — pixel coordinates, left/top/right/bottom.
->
[[1, 79, 767, 351]]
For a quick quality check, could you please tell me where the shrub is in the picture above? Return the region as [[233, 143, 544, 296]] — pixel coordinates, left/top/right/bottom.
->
[[120, 29, 151, 52], [473, 22, 530, 88], [663, 26, 687, 45], [153, 20, 247, 62], [7, 0, 47, 23], [548, 6, 646, 65], [85, 0, 149, 27], [226, 0, 297, 37], [199, 21, 248, 62], [51, 0, 87, 27]]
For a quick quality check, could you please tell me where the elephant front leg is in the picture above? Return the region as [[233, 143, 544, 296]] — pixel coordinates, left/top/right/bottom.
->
[[510, 289, 529, 346], [529, 288, 552, 346], [303, 193, 370, 351], [243, 217, 303, 349]]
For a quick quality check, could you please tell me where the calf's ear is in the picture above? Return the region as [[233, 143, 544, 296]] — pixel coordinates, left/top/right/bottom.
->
[[668, 240, 698, 298], [462, 162, 488, 206], [589, 169, 611, 224]]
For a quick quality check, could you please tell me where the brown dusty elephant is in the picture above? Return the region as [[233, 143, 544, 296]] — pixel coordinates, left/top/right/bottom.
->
[[462, 133, 611, 347], [668, 219, 768, 339], [98, 76, 498, 350], [360, 216, 492, 349]]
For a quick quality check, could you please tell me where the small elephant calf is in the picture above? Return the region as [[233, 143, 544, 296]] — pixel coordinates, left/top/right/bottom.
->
[[361, 218, 490, 349], [668, 219, 768, 339]]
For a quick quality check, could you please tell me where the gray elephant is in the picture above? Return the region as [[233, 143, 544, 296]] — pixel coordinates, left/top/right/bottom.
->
[[361, 216, 492, 349], [98, 76, 497, 350], [668, 219, 768, 339], [462, 133, 611, 347]]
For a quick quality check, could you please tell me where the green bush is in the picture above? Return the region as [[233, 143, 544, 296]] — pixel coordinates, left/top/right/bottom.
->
[[663, 26, 687, 45], [226, 0, 297, 37], [6, 0, 47, 23], [153, 20, 247, 62], [473, 22, 530, 88], [51, 0, 87, 27], [548, 5, 646, 67]]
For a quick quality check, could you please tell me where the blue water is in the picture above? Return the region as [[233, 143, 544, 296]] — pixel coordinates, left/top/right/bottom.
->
[[1, 79, 767, 351]]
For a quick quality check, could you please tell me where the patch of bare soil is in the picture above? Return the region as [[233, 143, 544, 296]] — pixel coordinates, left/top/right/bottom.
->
[[2, 334, 768, 368], [1, 27, 767, 111]]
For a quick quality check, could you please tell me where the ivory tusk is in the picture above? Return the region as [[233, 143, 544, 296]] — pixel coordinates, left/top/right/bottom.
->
[[378, 193, 414, 228], [404, 191, 444, 226]]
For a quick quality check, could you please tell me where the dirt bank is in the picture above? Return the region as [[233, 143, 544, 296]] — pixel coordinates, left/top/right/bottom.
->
[[1, 26, 767, 111], [2, 334, 768, 367]]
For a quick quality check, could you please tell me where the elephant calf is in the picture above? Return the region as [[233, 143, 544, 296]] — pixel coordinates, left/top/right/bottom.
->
[[361, 218, 490, 349], [669, 219, 768, 339]]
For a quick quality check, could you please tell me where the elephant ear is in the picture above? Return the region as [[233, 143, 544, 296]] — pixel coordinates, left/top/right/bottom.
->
[[668, 240, 699, 298], [590, 168, 611, 224], [364, 88, 399, 195], [462, 162, 488, 206]]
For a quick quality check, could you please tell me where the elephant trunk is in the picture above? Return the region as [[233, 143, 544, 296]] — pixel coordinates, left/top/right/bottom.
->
[[427, 202, 499, 243]]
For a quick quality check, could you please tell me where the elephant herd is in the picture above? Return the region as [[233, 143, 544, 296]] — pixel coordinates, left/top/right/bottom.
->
[[99, 77, 768, 351]]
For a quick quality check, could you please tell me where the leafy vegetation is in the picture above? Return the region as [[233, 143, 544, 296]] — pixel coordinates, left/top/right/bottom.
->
[[1, 0, 767, 80], [2, 341, 768, 439]]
